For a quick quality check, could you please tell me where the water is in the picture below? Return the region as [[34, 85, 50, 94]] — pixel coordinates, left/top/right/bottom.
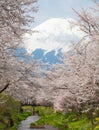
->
[[18, 115, 58, 130], [18, 116, 40, 130]]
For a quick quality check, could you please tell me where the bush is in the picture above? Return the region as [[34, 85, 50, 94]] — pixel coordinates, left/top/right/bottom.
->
[[0, 94, 32, 130]]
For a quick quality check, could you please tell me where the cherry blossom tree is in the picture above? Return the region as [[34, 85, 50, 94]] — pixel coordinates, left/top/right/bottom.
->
[[0, 0, 38, 93], [48, 1, 99, 113]]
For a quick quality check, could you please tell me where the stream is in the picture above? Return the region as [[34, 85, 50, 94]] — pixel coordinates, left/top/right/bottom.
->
[[18, 115, 58, 130]]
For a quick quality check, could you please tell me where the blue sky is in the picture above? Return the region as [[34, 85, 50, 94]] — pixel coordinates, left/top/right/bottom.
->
[[33, 0, 94, 27]]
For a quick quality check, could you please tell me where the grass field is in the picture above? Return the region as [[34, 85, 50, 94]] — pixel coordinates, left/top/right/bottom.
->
[[30, 106, 99, 130]]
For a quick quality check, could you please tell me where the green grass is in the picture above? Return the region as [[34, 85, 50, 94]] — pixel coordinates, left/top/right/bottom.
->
[[10, 111, 32, 130], [30, 106, 99, 130]]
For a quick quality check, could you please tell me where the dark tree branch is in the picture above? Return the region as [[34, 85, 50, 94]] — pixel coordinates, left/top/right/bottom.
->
[[0, 82, 10, 93]]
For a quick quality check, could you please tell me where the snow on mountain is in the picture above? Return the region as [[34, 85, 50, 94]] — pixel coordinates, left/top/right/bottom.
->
[[16, 18, 85, 64], [23, 18, 84, 54]]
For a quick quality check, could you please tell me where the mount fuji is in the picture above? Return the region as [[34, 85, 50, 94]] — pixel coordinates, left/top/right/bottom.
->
[[18, 18, 84, 64]]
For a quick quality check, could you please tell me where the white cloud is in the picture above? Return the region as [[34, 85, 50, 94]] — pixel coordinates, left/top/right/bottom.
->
[[23, 18, 85, 54]]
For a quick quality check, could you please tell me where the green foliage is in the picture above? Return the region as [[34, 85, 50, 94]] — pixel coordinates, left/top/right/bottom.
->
[[30, 107, 70, 129], [0, 94, 20, 115], [10, 111, 32, 130], [22, 106, 33, 112], [0, 94, 32, 130], [94, 118, 99, 130], [30, 106, 99, 130], [1, 93, 98, 130]]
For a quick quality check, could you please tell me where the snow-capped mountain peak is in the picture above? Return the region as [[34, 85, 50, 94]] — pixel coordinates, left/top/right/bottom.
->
[[24, 18, 84, 54]]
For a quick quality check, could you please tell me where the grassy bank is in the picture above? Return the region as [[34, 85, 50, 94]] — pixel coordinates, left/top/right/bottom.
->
[[1, 93, 99, 130], [0, 94, 32, 130], [30, 106, 99, 130]]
